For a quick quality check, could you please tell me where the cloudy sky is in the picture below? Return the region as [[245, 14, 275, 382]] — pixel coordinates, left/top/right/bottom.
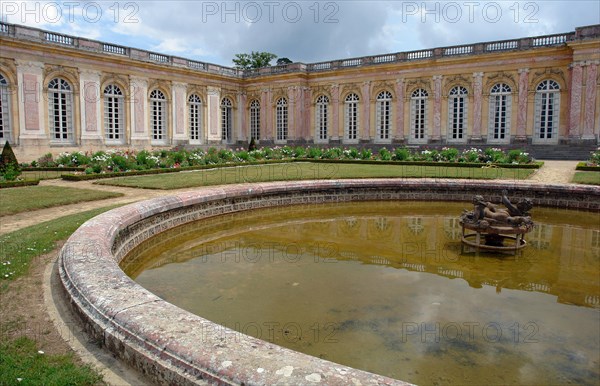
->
[[2, 1, 599, 66]]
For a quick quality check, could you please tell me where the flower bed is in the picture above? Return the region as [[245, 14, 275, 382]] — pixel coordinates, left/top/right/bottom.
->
[[22, 146, 536, 177]]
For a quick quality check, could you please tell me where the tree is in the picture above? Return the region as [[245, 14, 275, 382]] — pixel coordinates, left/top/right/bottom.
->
[[232, 51, 277, 70], [276, 57, 293, 65]]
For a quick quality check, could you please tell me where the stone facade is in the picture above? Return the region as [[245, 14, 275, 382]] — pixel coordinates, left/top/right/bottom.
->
[[1, 22, 599, 161]]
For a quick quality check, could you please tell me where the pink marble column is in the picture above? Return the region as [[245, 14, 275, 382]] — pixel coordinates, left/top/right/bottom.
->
[[267, 88, 273, 140], [583, 62, 598, 140], [395, 79, 405, 140], [362, 81, 371, 139], [304, 88, 312, 140], [516, 68, 529, 141], [261, 89, 268, 141], [432, 75, 442, 141], [472, 72, 484, 140], [569, 62, 584, 138], [330, 84, 340, 140], [239, 92, 247, 141], [23, 73, 40, 131], [287, 86, 295, 140]]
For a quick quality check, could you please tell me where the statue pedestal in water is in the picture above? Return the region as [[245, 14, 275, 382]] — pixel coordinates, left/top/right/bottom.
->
[[459, 190, 534, 252]]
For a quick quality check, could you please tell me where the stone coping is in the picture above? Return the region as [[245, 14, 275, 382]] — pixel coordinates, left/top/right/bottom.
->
[[58, 179, 600, 385]]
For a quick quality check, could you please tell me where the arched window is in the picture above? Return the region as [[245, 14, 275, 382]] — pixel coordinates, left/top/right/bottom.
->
[[534, 80, 560, 143], [249, 100, 260, 141], [448, 86, 468, 141], [276, 97, 288, 141], [0, 74, 11, 143], [150, 89, 167, 143], [410, 89, 428, 142], [316, 95, 329, 141], [376, 91, 392, 141], [344, 93, 359, 141], [104, 84, 125, 143], [221, 97, 232, 142], [488, 83, 512, 143], [48, 78, 74, 143], [188, 94, 202, 142]]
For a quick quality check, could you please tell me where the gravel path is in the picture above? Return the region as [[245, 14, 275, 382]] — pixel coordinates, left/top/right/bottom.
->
[[0, 160, 582, 235]]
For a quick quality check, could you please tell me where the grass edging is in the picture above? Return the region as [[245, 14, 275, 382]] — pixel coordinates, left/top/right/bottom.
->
[[0, 179, 40, 189], [576, 162, 600, 171]]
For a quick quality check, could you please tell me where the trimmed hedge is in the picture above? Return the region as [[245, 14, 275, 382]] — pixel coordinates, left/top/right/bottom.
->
[[61, 160, 291, 181], [60, 159, 542, 181], [576, 162, 600, 172], [0, 179, 40, 189], [22, 167, 85, 172]]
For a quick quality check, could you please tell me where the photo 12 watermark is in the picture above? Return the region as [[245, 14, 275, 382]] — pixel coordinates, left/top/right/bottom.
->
[[399, 2, 539, 24], [1, 2, 140, 24]]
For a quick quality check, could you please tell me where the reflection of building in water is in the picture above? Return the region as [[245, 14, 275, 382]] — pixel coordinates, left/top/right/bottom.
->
[[529, 223, 552, 250], [125, 205, 600, 309]]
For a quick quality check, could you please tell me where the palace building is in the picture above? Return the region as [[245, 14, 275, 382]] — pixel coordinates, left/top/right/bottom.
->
[[0, 22, 599, 161]]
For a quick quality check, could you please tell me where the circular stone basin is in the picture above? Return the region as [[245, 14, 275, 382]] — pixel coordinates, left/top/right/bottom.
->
[[124, 201, 600, 385], [58, 179, 600, 385]]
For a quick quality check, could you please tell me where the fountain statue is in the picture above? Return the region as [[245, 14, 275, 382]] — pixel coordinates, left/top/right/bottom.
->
[[460, 190, 534, 251]]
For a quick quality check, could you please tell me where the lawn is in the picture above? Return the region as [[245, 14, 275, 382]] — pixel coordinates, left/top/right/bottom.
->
[[95, 163, 535, 190], [572, 171, 600, 185], [0, 206, 119, 385], [0, 186, 123, 216]]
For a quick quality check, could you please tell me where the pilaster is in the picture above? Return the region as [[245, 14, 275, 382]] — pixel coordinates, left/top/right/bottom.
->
[[171, 82, 187, 141], [16, 60, 45, 139], [516, 68, 529, 141], [395, 79, 405, 140], [432, 75, 443, 141], [583, 61, 598, 140], [362, 81, 371, 139], [471, 72, 484, 141], [330, 84, 340, 140], [569, 61, 584, 139], [79, 69, 102, 141], [129, 76, 148, 141], [206, 86, 221, 142]]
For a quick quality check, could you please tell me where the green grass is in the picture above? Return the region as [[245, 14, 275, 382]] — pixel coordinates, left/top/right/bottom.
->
[[0, 205, 120, 283], [95, 163, 535, 190], [0, 336, 103, 386], [1, 207, 119, 385], [572, 171, 600, 185], [0, 186, 123, 216]]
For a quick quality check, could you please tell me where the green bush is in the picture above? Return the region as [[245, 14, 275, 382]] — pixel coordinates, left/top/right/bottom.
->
[[378, 148, 392, 161], [393, 148, 410, 161], [0, 142, 21, 180]]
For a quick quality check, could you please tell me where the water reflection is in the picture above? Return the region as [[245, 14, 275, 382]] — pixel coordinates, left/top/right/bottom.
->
[[123, 202, 600, 385]]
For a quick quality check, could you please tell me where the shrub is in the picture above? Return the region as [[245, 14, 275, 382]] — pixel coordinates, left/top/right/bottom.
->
[[378, 148, 392, 161], [589, 148, 600, 166], [393, 147, 410, 161], [0, 142, 20, 175], [248, 138, 257, 151], [360, 148, 373, 160], [440, 147, 459, 162], [307, 147, 322, 159]]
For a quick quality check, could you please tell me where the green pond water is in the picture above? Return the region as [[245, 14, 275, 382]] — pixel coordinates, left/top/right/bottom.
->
[[122, 201, 600, 385]]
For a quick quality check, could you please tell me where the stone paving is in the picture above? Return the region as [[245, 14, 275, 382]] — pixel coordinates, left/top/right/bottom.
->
[[0, 160, 582, 235]]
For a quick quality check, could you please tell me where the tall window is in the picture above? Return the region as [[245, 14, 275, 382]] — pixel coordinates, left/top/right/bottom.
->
[[376, 91, 392, 141], [48, 78, 74, 143], [488, 83, 512, 143], [316, 95, 329, 141], [221, 97, 232, 142], [188, 94, 202, 142], [448, 86, 468, 141], [150, 89, 167, 143], [276, 97, 288, 141], [410, 89, 428, 142], [344, 93, 359, 141], [104, 84, 125, 144], [534, 80, 560, 143], [0, 74, 10, 143], [249, 100, 260, 140]]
